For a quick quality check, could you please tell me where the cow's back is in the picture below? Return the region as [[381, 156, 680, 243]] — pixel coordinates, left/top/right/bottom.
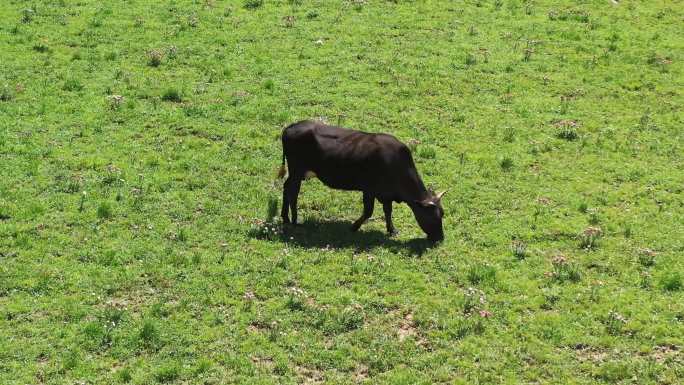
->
[[282, 121, 415, 197]]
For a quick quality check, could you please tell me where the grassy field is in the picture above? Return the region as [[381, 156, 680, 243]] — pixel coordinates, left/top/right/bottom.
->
[[1, 0, 683, 383]]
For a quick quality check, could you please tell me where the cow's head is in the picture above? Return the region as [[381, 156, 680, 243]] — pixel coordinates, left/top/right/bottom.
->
[[410, 190, 446, 242]]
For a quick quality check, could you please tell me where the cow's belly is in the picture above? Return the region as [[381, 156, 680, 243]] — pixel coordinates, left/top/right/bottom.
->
[[315, 172, 364, 191]]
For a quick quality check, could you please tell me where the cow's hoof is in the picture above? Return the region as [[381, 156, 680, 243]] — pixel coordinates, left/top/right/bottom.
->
[[387, 230, 398, 237], [350, 224, 361, 232]]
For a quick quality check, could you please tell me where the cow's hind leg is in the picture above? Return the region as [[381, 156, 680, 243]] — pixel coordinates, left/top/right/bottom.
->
[[351, 191, 374, 232], [281, 177, 291, 224], [287, 175, 303, 225], [282, 171, 303, 224]]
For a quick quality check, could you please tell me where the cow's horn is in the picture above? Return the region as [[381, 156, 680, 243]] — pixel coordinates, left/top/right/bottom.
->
[[436, 190, 447, 200]]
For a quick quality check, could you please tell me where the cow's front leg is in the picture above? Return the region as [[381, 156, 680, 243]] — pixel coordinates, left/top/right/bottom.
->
[[383, 201, 397, 236], [351, 192, 374, 232]]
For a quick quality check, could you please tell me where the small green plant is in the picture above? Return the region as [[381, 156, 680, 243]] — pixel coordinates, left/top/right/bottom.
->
[[0, 84, 15, 101], [467, 263, 496, 285], [499, 156, 514, 171], [154, 362, 180, 383], [462, 287, 486, 315], [646, 52, 672, 72], [637, 248, 656, 267], [465, 53, 477, 66], [306, 10, 319, 19], [604, 310, 627, 335], [549, 254, 582, 283], [523, 48, 534, 61], [286, 286, 307, 311], [97, 201, 112, 219], [21, 8, 34, 24], [524, 1, 534, 15], [407, 138, 420, 153], [244, 0, 263, 9], [548, 9, 590, 23], [555, 120, 579, 140], [351, 0, 367, 11], [187, 14, 199, 28], [639, 271, 652, 289], [511, 240, 528, 260], [588, 209, 601, 225], [33, 43, 50, 53], [0, 206, 10, 221], [194, 358, 212, 375], [577, 201, 588, 213], [62, 79, 84, 92], [117, 367, 132, 383], [265, 195, 278, 223], [418, 145, 436, 159], [147, 49, 164, 67], [637, 110, 658, 131], [161, 88, 182, 102], [579, 226, 601, 250], [79, 191, 87, 212], [540, 287, 560, 310], [177, 228, 188, 242], [659, 272, 682, 292], [502, 126, 515, 143], [107, 94, 125, 110], [139, 319, 159, 347]]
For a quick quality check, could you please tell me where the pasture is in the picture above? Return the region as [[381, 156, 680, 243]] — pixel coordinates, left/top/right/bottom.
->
[[0, 0, 682, 383]]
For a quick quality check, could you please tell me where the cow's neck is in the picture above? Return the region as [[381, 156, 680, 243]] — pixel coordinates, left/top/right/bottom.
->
[[403, 170, 430, 203]]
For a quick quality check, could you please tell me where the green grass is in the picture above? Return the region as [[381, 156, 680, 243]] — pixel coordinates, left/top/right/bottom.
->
[[1, 0, 683, 384]]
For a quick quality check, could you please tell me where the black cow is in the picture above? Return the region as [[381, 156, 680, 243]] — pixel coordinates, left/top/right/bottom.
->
[[277, 120, 446, 242]]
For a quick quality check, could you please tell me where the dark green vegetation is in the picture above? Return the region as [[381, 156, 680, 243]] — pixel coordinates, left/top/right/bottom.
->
[[1, 0, 683, 383]]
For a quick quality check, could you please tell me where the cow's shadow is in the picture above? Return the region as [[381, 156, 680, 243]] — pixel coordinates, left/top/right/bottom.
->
[[251, 219, 433, 256]]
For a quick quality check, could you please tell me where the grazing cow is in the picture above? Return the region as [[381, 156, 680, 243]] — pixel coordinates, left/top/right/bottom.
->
[[277, 120, 446, 242]]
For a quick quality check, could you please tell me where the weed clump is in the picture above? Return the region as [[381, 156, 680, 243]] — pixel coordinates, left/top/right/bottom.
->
[[33, 43, 50, 53], [637, 248, 656, 267], [138, 319, 159, 348], [548, 9, 590, 23], [467, 263, 496, 285], [244, 0, 263, 9], [579, 226, 602, 250], [147, 49, 164, 67], [547, 254, 581, 283], [418, 146, 436, 160], [161, 88, 182, 102], [511, 240, 528, 260], [604, 310, 627, 335], [554, 120, 579, 140], [0, 84, 15, 101], [21, 9, 34, 24], [107, 95, 125, 110], [97, 201, 113, 219], [63, 79, 83, 92], [499, 156, 513, 171], [154, 362, 180, 383], [465, 53, 477, 66], [659, 272, 682, 292]]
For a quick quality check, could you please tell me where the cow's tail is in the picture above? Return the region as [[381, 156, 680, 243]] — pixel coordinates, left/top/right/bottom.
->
[[276, 135, 287, 179]]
